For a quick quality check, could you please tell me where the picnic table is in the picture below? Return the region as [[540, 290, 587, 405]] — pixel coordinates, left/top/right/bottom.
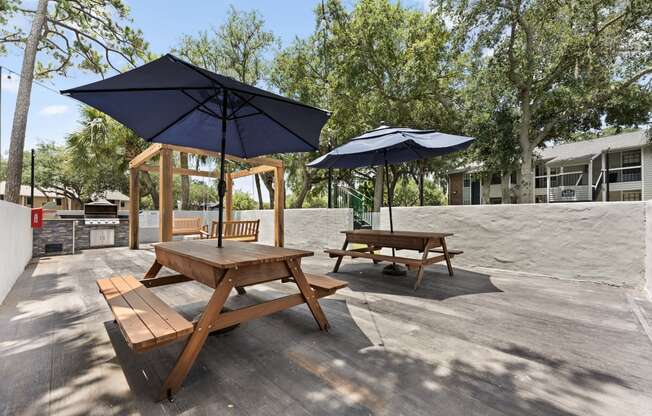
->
[[325, 229, 462, 289], [97, 239, 347, 400]]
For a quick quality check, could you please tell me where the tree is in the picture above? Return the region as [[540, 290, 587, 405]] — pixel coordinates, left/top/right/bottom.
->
[[231, 190, 257, 211], [66, 106, 159, 207], [271, 0, 463, 207], [175, 5, 278, 209], [438, 0, 652, 202], [1, 0, 148, 203]]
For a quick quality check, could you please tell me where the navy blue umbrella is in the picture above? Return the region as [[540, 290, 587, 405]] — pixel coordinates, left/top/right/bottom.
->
[[308, 125, 474, 273], [62, 54, 329, 247]]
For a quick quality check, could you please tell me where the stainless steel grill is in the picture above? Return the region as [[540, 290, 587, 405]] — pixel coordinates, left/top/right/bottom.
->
[[83, 199, 119, 225]]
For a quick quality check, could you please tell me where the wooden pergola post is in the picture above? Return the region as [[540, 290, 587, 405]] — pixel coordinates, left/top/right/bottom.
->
[[274, 166, 285, 247], [129, 168, 139, 249], [159, 148, 174, 242], [225, 173, 233, 222]]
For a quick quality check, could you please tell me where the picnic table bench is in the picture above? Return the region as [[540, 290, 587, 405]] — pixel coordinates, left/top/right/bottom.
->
[[325, 229, 461, 289], [97, 239, 346, 401]]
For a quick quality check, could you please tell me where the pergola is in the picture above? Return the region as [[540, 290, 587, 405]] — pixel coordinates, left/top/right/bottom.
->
[[128, 143, 285, 249]]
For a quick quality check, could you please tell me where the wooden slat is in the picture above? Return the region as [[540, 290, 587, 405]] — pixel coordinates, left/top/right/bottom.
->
[[121, 276, 193, 338], [97, 278, 157, 351], [140, 274, 192, 288], [139, 164, 219, 178], [110, 276, 178, 346], [161, 144, 283, 167], [325, 249, 425, 267], [97, 276, 193, 352], [304, 274, 348, 291]]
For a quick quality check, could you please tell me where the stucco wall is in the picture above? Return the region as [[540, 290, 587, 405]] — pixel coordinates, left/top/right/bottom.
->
[[139, 208, 353, 250], [0, 201, 33, 304], [380, 202, 647, 288], [646, 201, 652, 297]]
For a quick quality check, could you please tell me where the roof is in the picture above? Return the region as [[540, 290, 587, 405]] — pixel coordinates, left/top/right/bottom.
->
[[537, 130, 650, 164], [95, 190, 129, 201], [448, 130, 650, 174], [0, 182, 53, 198]]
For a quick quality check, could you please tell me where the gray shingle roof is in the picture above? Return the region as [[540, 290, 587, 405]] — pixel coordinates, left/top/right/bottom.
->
[[537, 130, 650, 162]]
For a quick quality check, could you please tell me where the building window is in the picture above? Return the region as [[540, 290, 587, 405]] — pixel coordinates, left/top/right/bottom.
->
[[0, 195, 3, 200], [55, 198, 62, 206], [622, 150, 641, 167], [622, 190, 641, 201], [120, 201, 126, 208], [489, 197, 502, 204], [26, 196, 32, 205], [490, 174, 501, 185]]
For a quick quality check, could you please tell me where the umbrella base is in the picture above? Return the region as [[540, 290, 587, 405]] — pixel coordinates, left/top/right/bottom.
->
[[382, 263, 407, 276]]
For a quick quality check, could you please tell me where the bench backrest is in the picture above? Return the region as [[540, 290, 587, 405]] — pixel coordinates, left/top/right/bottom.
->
[[211, 219, 260, 242], [173, 217, 203, 235]]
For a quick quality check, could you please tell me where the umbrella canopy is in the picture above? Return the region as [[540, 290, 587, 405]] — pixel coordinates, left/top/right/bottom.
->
[[307, 125, 474, 252], [307, 125, 474, 169], [62, 54, 329, 158], [62, 54, 330, 247]]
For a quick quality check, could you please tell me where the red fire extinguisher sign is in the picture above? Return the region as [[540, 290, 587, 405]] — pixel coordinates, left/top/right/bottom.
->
[[31, 207, 43, 228]]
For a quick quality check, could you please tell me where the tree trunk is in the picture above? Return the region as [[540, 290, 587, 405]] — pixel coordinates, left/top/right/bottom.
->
[[261, 172, 275, 209], [518, 90, 533, 203], [254, 174, 264, 209], [481, 176, 491, 204], [292, 169, 312, 208], [4, 0, 48, 203], [373, 166, 384, 212], [180, 152, 190, 209], [501, 172, 511, 203], [141, 171, 159, 209], [418, 162, 425, 206]]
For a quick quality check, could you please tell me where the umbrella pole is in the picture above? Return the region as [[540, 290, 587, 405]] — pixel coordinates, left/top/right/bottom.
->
[[217, 89, 228, 248], [382, 159, 405, 276]]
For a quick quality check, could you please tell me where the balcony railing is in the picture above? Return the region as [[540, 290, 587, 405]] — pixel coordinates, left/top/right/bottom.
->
[[548, 186, 591, 202]]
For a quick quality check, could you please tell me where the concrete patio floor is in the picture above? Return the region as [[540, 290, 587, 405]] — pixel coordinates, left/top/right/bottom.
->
[[1, 246, 651, 416]]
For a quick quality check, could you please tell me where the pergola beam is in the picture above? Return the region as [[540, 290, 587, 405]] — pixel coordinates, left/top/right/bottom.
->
[[229, 165, 276, 179], [139, 164, 219, 178], [129, 143, 163, 169]]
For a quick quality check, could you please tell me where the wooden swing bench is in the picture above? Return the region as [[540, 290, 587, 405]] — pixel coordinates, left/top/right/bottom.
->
[[210, 219, 260, 242], [172, 217, 209, 239]]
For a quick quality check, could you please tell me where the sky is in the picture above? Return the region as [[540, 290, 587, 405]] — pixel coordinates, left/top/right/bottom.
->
[[0, 0, 426, 199]]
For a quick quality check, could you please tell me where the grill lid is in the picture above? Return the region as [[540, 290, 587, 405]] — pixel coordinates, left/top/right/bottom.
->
[[84, 199, 118, 218]]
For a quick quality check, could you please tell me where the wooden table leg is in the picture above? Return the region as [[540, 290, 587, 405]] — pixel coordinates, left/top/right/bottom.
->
[[414, 238, 436, 290], [332, 239, 348, 273], [287, 259, 330, 331], [371, 245, 381, 264], [144, 260, 162, 280], [440, 237, 454, 277], [159, 270, 234, 401]]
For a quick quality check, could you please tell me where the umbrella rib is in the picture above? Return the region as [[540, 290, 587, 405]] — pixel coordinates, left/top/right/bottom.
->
[[227, 95, 257, 119], [146, 90, 220, 141], [180, 89, 221, 118], [166, 54, 330, 114], [229, 90, 319, 151], [233, 116, 248, 159], [61, 86, 215, 93]]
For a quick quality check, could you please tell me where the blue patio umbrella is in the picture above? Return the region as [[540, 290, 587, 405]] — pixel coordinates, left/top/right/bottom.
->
[[62, 54, 329, 247], [307, 125, 474, 274]]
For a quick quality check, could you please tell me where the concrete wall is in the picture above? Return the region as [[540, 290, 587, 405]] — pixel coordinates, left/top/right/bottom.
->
[[139, 208, 353, 250], [0, 201, 33, 304], [646, 201, 652, 297], [380, 202, 648, 288]]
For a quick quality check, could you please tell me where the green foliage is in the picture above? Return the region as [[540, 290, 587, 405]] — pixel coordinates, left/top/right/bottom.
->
[[392, 177, 447, 207], [1, 0, 149, 78], [232, 190, 257, 211], [174, 6, 277, 85], [271, 0, 463, 207]]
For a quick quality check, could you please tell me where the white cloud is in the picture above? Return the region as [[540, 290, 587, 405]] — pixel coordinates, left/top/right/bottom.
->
[[39, 105, 69, 116], [1, 73, 19, 93]]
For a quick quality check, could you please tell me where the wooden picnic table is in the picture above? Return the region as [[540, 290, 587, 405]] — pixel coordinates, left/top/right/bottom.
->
[[97, 239, 346, 401], [325, 229, 462, 289]]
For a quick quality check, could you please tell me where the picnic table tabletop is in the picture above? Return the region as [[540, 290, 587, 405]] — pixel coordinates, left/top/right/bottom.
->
[[154, 239, 313, 269], [341, 229, 453, 239]]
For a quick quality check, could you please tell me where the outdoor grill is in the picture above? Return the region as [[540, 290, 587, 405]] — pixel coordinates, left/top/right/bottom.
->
[[83, 199, 120, 225]]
